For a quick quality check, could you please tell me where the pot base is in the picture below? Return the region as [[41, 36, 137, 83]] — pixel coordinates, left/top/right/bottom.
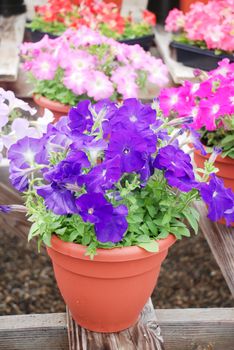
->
[[47, 235, 175, 333]]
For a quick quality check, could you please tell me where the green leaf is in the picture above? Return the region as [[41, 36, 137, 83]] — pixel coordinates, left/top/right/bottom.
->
[[28, 222, 39, 241], [161, 210, 172, 225], [55, 227, 67, 235], [138, 240, 159, 253], [183, 211, 199, 234]]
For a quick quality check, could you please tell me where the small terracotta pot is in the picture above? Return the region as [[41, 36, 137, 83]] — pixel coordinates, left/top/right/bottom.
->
[[33, 95, 71, 122], [193, 148, 234, 193], [103, 0, 123, 8], [47, 234, 176, 332], [180, 0, 208, 12]]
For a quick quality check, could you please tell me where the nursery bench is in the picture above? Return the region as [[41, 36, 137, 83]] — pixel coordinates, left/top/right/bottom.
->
[[0, 306, 233, 350], [0, 15, 26, 82], [195, 202, 234, 297]]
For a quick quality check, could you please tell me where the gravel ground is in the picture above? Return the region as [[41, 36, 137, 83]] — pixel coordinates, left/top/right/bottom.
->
[[0, 229, 233, 316]]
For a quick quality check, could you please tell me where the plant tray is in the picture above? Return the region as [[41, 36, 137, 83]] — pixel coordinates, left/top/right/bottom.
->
[[170, 41, 234, 71], [24, 28, 58, 43], [118, 33, 155, 51]]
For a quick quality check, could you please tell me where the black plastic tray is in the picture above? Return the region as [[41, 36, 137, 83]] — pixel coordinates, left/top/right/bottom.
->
[[24, 26, 155, 51], [170, 41, 234, 71], [24, 28, 58, 43], [118, 34, 155, 51]]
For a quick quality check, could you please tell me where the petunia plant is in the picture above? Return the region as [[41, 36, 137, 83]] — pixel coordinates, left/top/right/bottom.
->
[[165, 0, 234, 54], [21, 26, 168, 106], [1, 97, 233, 257], [28, 0, 156, 39], [158, 59, 234, 159], [0, 88, 54, 162]]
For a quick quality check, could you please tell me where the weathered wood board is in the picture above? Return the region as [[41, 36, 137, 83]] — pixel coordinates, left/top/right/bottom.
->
[[0, 15, 26, 82], [195, 202, 234, 297], [67, 299, 165, 350], [0, 308, 233, 350], [155, 26, 198, 84]]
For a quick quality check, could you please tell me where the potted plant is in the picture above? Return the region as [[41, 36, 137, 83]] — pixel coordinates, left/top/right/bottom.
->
[[0, 87, 54, 185], [1, 95, 233, 332], [26, 0, 156, 50], [158, 59, 234, 194], [21, 26, 169, 121], [165, 1, 234, 70]]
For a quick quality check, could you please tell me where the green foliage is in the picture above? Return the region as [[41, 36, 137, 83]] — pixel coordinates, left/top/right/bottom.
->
[[28, 69, 88, 106], [200, 125, 234, 159], [27, 17, 66, 36], [25, 170, 200, 257]]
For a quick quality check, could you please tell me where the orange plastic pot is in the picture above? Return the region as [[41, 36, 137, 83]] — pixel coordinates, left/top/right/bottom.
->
[[103, 0, 123, 8], [193, 148, 234, 193], [47, 234, 176, 332], [33, 95, 71, 123], [180, 0, 208, 12]]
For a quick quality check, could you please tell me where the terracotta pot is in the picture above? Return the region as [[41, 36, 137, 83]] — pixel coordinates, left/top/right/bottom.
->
[[47, 234, 176, 332], [104, 0, 123, 8], [193, 148, 234, 193], [180, 0, 208, 12], [33, 95, 71, 122]]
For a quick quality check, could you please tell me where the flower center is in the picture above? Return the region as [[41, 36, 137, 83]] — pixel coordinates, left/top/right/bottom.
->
[[88, 208, 94, 214], [213, 191, 218, 198], [130, 115, 137, 122], [212, 104, 220, 114], [170, 94, 178, 105], [123, 147, 130, 154]]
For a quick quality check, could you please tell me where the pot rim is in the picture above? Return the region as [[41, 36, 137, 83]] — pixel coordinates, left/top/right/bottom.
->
[[33, 94, 70, 113], [50, 234, 176, 262]]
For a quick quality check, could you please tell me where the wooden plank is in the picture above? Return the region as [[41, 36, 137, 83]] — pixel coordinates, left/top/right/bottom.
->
[[0, 182, 43, 251], [155, 26, 198, 84], [67, 299, 165, 350], [0, 313, 68, 350], [157, 308, 234, 350], [0, 308, 234, 350], [0, 15, 26, 82], [195, 202, 234, 296]]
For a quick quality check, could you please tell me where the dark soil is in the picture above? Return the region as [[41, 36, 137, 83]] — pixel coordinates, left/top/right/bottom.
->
[[0, 230, 233, 316]]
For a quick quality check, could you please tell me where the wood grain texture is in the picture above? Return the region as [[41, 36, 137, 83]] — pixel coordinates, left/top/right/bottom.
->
[[0, 182, 43, 251], [67, 299, 165, 350], [0, 313, 68, 350], [1, 308, 233, 350], [0, 15, 26, 81], [157, 308, 234, 350], [195, 202, 234, 296]]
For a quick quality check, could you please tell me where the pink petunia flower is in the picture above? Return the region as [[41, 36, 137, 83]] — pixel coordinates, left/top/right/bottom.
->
[[86, 71, 114, 100], [63, 68, 90, 95], [31, 52, 58, 80]]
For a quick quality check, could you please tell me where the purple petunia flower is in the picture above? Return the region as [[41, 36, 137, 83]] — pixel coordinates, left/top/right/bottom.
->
[[37, 182, 78, 215], [44, 150, 90, 185], [185, 125, 207, 156], [106, 129, 149, 173], [69, 100, 93, 134], [95, 205, 128, 243], [0, 205, 11, 213], [154, 145, 199, 192], [110, 98, 156, 132], [83, 155, 122, 192], [75, 193, 113, 224], [8, 137, 48, 191], [200, 174, 234, 225]]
